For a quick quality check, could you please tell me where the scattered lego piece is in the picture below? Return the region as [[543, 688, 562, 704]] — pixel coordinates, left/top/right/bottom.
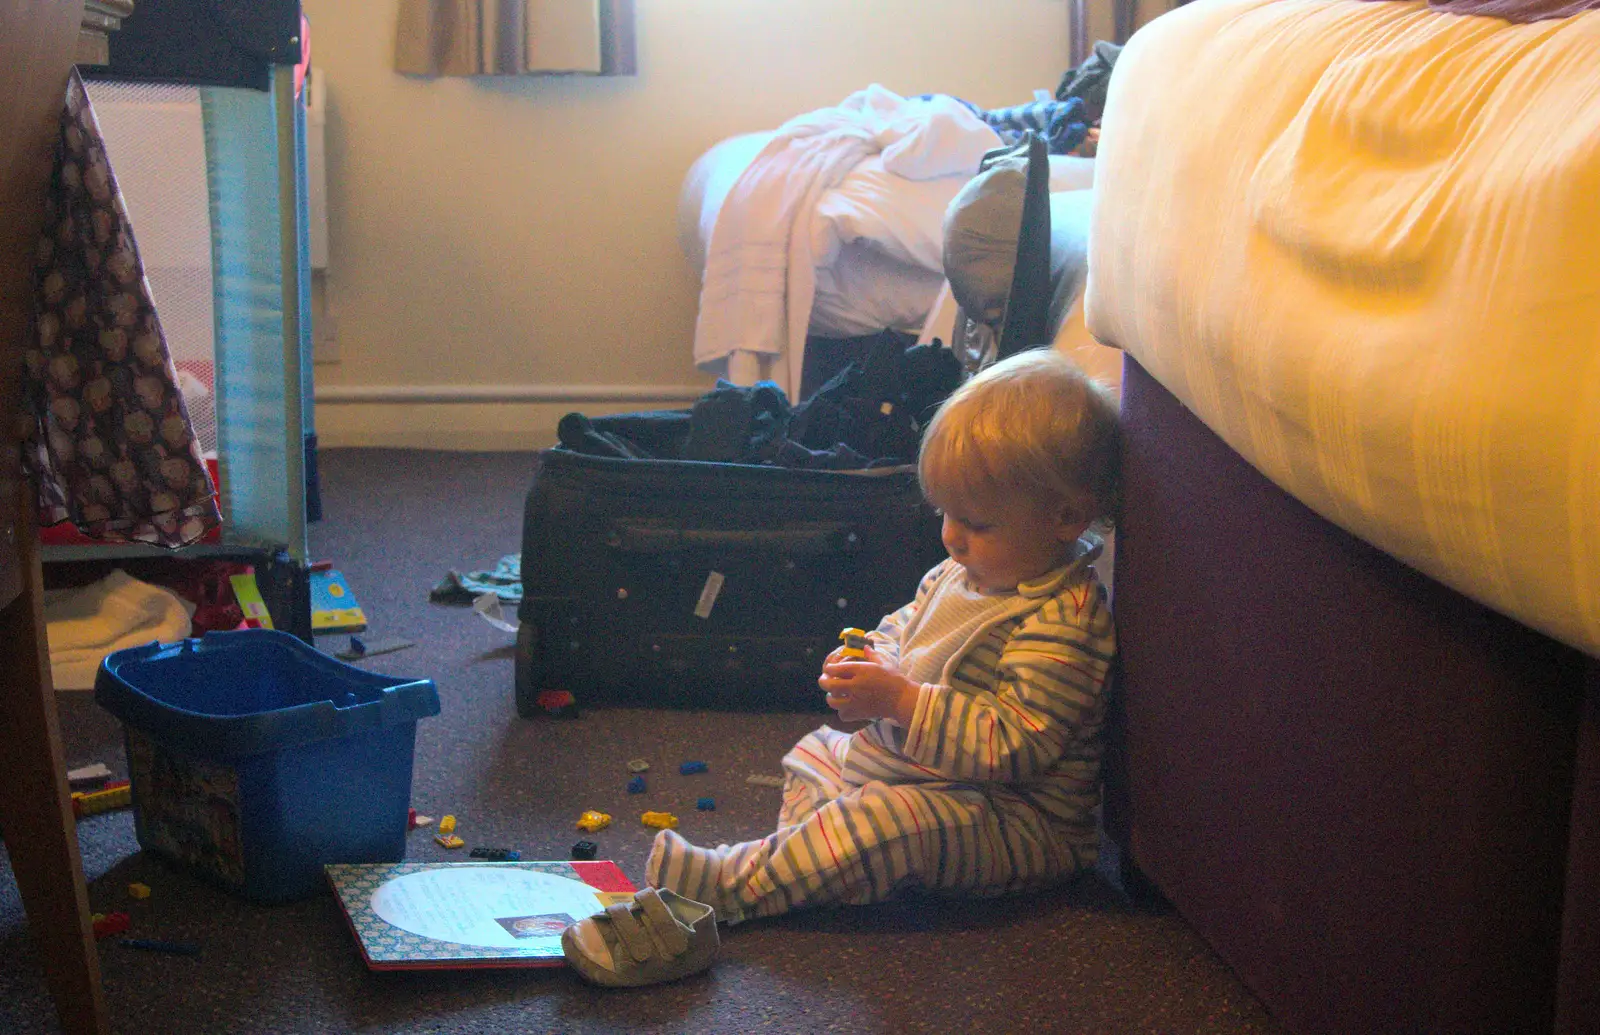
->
[[92, 912, 131, 940], [627, 775, 646, 794], [571, 840, 598, 860], [438, 814, 457, 835], [535, 689, 580, 718], [745, 774, 784, 787], [347, 635, 367, 656], [641, 811, 678, 830], [435, 834, 466, 849], [626, 758, 650, 773], [127, 883, 151, 900], [469, 847, 522, 861], [119, 938, 200, 956], [696, 797, 715, 811], [72, 780, 131, 819], [576, 809, 612, 832], [67, 763, 113, 787], [839, 627, 869, 659], [229, 572, 274, 630], [679, 761, 708, 775]]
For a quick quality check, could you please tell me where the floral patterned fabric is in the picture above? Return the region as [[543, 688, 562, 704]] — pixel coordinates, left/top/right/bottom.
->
[[24, 71, 220, 548]]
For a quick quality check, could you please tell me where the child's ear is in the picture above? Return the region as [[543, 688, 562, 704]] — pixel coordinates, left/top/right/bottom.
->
[[1056, 505, 1090, 543]]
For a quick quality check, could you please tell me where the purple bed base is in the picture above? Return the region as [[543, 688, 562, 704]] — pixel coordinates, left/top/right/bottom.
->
[[1106, 355, 1599, 1035]]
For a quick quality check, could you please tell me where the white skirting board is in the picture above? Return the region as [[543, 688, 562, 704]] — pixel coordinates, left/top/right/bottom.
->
[[313, 383, 709, 450]]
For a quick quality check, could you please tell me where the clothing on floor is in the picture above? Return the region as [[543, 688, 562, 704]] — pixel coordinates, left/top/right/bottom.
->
[[431, 553, 523, 605], [647, 541, 1115, 922], [43, 569, 194, 690]]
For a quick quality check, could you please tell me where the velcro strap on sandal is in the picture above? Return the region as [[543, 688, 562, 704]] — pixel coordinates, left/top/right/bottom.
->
[[605, 901, 655, 963], [635, 888, 692, 957]]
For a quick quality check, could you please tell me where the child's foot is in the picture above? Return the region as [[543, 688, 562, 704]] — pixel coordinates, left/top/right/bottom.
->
[[646, 829, 747, 924]]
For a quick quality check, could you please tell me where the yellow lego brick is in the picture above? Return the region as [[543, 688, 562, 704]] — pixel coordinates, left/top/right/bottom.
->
[[72, 781, 131, 819], [640, 811, 678, 830], [576, 809, 611, 832]]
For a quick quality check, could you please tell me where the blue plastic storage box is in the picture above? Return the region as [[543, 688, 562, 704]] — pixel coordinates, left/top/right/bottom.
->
[[95, 629, 440, 903]]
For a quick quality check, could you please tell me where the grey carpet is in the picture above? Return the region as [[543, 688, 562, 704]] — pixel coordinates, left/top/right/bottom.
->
[[1, 448, 1289, 1035]]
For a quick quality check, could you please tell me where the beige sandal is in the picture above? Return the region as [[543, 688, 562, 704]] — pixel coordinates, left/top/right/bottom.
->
[[561, 887, 719, 987]]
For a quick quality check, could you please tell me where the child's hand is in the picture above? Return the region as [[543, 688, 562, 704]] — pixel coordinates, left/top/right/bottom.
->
[[824, 642, 900, 671], [818, 658, 918, 726]]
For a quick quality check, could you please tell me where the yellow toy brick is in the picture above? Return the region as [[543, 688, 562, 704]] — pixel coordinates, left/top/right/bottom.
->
[[838, 627, 869, 659], [437, 814, 457, 835], [576, 809, 612, 832], [127, 883, 151, 900], [71, 780, 131, 819], [641, 811, 679, 830], [435, 834, 465, 849]]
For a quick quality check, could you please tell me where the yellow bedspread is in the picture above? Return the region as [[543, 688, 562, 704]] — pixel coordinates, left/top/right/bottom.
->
[[1087, 0, 1600, 656]]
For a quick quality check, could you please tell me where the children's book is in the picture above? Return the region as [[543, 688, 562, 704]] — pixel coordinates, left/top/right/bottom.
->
[[325, 860, 635, 970], [310, 569, 367, 633]]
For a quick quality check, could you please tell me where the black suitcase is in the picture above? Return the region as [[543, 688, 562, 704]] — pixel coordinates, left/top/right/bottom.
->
[[515, 449, 946, 713]]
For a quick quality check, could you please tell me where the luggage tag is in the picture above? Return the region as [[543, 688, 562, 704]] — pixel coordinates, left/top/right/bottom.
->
[[693, 571, 725, 619]]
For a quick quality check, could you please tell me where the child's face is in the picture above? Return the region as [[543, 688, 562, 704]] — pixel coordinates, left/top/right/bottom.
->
[[936, 493, 1085, 593]]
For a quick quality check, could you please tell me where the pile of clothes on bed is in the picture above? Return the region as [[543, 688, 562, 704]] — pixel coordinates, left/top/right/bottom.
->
[[686, 42, 1121, 400], [951, 39, 1123, 157]]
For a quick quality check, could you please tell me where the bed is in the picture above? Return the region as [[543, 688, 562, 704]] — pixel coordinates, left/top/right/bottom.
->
[[679, 86, 1103, 400], [1087, 1, 1600, 1032]]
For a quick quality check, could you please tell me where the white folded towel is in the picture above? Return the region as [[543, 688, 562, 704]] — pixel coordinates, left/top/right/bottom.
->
[[43, 569, 194, 691]]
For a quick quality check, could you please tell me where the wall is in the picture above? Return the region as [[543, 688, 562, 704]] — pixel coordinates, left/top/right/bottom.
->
[[304, 0, 1081, 449]]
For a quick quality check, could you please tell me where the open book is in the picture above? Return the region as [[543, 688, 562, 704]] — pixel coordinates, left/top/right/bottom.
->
[[325, 860, 635, 970]]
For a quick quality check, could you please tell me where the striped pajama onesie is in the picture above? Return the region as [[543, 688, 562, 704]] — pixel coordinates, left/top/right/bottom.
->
[[647, 539, 1115, 923]]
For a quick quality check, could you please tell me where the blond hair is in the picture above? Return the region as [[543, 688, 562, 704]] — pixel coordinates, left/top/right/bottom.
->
[[918, 348, 1120, 525]]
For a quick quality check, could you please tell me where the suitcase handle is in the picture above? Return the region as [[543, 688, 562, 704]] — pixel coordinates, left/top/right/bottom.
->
[[607, 520, 860, 556]]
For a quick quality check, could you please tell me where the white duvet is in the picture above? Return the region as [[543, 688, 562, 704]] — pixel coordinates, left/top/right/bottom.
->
[[685, 85, 1096, 397], [1087, 0, 1600, 658]]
